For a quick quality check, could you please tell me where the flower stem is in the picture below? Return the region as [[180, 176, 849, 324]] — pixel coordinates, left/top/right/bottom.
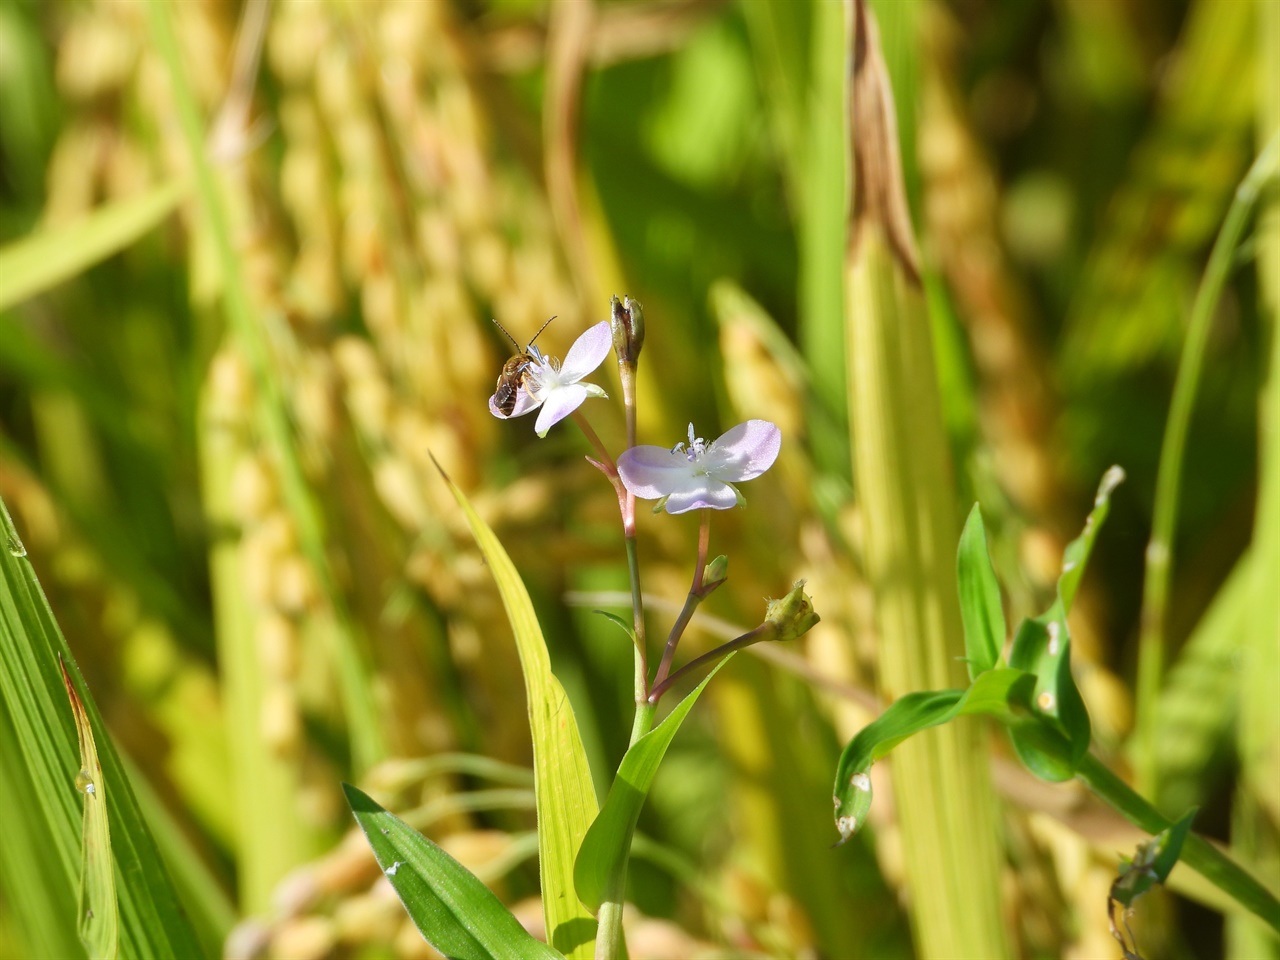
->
[[649, 623, 775, 703], [650, 510, 712, 697], [1076, 752, 1280, 934], [1134, 135, 1280, 795], [572, 410, 617, 474], [570, 409, 648, 695], [592, 358, 651, 960]]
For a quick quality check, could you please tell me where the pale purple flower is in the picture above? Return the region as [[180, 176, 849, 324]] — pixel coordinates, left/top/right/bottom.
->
[[617, 420, 781, 514], [488, 321, 610, 437]]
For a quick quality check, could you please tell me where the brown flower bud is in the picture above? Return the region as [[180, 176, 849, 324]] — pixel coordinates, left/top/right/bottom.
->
[[610, 295, 644, 364]]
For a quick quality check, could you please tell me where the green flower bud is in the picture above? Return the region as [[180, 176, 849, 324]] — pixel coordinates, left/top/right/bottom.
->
[[764, 580, 820, 642], [703, 554, 729, 587]]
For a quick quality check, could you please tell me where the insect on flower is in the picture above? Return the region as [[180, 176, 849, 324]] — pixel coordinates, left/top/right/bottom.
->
[[488, 320, 611, 437], [492, 316, 556, 416]]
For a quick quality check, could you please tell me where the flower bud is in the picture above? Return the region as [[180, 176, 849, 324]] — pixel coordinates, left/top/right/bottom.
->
[[702, 554, 728, 588], [610, 295, 644, 364], [764, 580, 820, 642]]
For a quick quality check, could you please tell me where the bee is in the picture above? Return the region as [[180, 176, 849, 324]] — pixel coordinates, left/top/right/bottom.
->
[[492, 316, 556, 416]]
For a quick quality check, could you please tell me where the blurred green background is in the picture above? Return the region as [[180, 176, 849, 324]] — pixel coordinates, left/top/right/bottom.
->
[[0, 0, 1276, 957]]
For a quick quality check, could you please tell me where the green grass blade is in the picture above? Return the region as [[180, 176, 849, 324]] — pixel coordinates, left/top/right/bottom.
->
[[60, 658, 117, 960], [1230, 4, 1280, 952], [0, 495, 204, 958], [343, 784, 562, 960], [1135, 135, 1280, 794], [0, 700, 81, 960], [956, 505, 1004, 679], [118, 751, 235, 958], [574, 657, 730, 912], [0, 179, 186, 314], [439, 468, 599, 959]]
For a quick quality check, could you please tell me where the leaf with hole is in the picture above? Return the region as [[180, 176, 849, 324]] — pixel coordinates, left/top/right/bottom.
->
[[832, 669, 1036, 845], [1008, 467, 1123, 780], [343, 784, 562, 960]]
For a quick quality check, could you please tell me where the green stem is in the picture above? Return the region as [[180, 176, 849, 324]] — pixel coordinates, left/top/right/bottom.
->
[[648, 624, 774, 704], [1136, 136, 1280, 795], [582, 364, 652, 959], [650, 511, 711, 695], [1077, 753, 1280, 933]]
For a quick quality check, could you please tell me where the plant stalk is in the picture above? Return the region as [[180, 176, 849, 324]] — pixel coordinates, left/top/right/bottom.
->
[[1135, 135, 1280, 795], [649, 623, 774, 704], [1076, 753, 1280, 934], [586, 351, 653, 959], [843, 3, 1009, 953], [650, 510, 712, 694]]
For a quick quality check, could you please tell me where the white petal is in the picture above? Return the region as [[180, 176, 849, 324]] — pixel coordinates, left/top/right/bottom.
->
[[558, 321, 612, 383], [617, 446, 696, 500], [704, 420, 781, 482], [489, 388, 542, 420], [534, 383, 588, 437], [664, 478, 739, 514]]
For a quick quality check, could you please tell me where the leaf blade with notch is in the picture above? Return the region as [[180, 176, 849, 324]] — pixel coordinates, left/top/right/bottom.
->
[[343, 784, 562, 960]]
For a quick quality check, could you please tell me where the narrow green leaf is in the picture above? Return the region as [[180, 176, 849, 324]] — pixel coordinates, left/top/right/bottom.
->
[[0, 496, 203, 958], [60, 659, 117, 960], [574, 657, 731, 911], [0, 179, 186, 314], [438, 467, 598, 959], [1108, 809, 1198, 955], [956, 505, 1004, 679], [590, 610, 636, 645], [1008, 467, 1124, 779], [831, 669, 1036, 844], [1058, 465, 1125, 613], [343, 784, 562, 960]]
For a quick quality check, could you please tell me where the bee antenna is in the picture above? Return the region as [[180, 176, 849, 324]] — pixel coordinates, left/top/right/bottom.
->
[[491, 318, 520, 349], [528, 315, 557, 346]]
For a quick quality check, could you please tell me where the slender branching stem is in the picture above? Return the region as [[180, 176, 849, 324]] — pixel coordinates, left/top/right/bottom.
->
[[1076, 752, 1280, 934], [570, 410, 648, 696], [650, 510, 713, 696], [595, 358, 649, 960], [572, 410, 618, 475], [649, 623, 775, 703]]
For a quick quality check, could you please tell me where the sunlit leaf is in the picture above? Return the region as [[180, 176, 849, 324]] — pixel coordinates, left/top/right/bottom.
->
[[344, 784, 561, 960], [439, 468, 598, 959]]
